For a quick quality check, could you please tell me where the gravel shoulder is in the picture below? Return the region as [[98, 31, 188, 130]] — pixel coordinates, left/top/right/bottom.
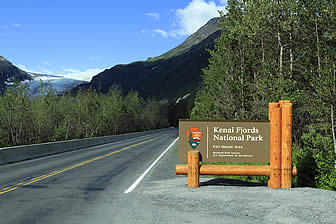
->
[[133, 142, 336, 224], [40, 138, 336, 224]]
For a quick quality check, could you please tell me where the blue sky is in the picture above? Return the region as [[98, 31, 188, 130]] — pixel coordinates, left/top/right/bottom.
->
[[0, 0, 227, 81]]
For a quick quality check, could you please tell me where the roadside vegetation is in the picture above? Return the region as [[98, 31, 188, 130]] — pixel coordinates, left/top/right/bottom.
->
[[0, 82, 169, 148], [192, 0, 336, 190]]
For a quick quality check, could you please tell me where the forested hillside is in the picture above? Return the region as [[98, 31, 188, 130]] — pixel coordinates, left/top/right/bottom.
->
[[192, 0, 336, 190], [73, 18, 220, 101], [0, 83, 168, 147]]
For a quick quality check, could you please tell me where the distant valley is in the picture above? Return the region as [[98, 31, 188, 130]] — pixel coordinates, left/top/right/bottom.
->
[[0, 57, 87, 96], [24, 73, 88, 96], [0, 17, 220, 101]]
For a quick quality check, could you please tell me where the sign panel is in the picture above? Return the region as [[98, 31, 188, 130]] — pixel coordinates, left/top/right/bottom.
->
[[179, 120, 270, 163]]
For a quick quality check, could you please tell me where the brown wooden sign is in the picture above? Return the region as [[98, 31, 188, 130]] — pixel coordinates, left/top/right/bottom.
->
[[179, 120, 270, 163], [177, 101, 295, 189]]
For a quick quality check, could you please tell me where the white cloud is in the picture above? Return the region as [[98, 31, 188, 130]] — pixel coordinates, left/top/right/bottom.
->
[[171, 0, 226, 37], [63, 68, 79, 73], [140, 28, 168, 38], [154, 29, 168, 38], [17, 64, 34, 73], [1, 23, 23, 30], [145, 12, 160, 21], [17, 64, 58, 80], [141, 1, 227, 39], [18, 64, 57, 76], [36, 67, 55, 75], [61, 68, 104, 82]]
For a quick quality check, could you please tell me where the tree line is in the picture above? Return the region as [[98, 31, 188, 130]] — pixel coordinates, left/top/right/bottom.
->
[[0, 82, 169, 148], [192, 0, 336, 190]]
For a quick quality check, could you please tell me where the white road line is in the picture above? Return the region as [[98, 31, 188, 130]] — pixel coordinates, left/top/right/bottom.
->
[[124, 137, 179, 194]]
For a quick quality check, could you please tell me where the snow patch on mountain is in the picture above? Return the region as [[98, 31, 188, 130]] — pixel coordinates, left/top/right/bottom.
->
[[22, 73, 88, 96]]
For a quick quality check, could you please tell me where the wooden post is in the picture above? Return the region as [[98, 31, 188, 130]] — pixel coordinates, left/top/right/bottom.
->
[[279, 100, 291, 188], [269, 102, 280, 119], [178, 165, 270, 176], [268, 103, 279, 187], [270, 105, 281, 188], [177, 164, 297, 176], [177, 101, 295, 189], [281, 103, 292, 188], [279, 100, 291, 106], [188, 150, 200, 188]]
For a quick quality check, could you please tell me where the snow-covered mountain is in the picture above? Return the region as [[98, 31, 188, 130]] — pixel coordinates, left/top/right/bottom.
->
[[23, 73, 88, 96]]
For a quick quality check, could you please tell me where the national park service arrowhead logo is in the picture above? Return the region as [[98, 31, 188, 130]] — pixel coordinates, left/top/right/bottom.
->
[[186, 128, 202, 149]]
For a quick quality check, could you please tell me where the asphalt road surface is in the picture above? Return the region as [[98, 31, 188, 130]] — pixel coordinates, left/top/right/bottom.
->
[[0, 128, 178, 224], [1, 127, 336, 224]]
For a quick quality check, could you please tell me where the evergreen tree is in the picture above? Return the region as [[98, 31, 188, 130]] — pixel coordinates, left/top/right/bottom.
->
[[191, 0, 336, 189]]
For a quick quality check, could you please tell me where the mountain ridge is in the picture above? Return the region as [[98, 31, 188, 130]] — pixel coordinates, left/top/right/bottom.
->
[[0, 56, 32, 91], [148, 17, 219, 61], [73, 17, 220, 101]]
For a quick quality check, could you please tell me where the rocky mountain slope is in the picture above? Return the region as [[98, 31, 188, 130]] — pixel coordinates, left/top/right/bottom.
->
[[73, 18, 220, 101], [0, 56, 32, 91]]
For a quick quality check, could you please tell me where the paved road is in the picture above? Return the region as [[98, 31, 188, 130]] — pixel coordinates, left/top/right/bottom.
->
[[2, 127, 336, 224], [0, 128, 178, 224]]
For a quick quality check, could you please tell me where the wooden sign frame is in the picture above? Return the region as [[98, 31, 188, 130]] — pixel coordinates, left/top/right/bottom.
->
[[176, 100, 297, 189]]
